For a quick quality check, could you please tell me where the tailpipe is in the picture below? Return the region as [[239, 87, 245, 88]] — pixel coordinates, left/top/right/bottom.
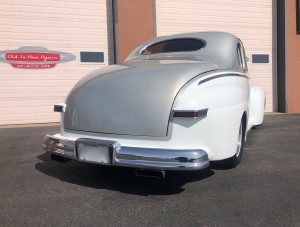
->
[[135, 169, 166, 179]]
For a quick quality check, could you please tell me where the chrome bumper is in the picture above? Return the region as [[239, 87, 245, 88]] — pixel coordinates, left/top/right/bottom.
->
[[42, 134, 209, 171]]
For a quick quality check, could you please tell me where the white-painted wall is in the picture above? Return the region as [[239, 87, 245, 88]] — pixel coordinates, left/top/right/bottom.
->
[[0, 0, 112, 125], [0, 0, 274, 125], [156, 0, 274, 112]]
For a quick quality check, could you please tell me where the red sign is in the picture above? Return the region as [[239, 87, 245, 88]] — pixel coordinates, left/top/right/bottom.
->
[[0, 47, 76, 69], [5, 53, 60, 62]]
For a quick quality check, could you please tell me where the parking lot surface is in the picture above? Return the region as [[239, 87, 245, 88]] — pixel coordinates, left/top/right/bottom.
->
[[0, 114, 300, 226]]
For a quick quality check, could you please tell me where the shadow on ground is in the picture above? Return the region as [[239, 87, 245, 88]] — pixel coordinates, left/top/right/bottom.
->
[[35, 153, 215, 196]]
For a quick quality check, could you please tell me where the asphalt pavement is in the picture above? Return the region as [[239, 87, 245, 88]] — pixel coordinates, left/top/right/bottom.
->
[[0, 114, 299, 227]]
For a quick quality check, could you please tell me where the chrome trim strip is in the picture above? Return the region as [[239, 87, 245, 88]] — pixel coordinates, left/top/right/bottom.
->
[[42, 134, 209, 171], [198, 73, 248, 85]]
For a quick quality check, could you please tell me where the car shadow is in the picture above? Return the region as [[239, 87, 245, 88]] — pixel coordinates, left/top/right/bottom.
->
[[35, 153, 215, 196]]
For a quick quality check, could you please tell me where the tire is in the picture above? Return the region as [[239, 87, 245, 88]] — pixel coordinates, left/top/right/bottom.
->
[[221, 117, 246, 168]]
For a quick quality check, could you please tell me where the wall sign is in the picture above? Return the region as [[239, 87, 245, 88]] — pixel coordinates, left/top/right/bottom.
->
[[252, 54, 269, 64], [0, 46, 76, 69], [80, 51, 104, 63]]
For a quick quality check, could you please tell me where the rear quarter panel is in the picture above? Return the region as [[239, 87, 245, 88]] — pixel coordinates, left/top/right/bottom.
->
[[171, 72, 250, 160], [248, 87, 266, 127]]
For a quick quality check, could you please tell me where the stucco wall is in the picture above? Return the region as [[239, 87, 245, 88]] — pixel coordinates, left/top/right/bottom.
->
[[0, 0, 112, 125], [156, 0, 274, 112]]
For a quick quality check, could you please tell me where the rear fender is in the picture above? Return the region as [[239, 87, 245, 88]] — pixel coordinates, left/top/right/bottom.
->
[[248, 87, 266, 128], [172, 73, 250, 160]]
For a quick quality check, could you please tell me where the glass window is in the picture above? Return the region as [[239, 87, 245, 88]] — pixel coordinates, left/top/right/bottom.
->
[[237, 42, 248, 71], [237, 44, 243, 68], [240, 42, 248, 70], [141, 38, 205, 55]]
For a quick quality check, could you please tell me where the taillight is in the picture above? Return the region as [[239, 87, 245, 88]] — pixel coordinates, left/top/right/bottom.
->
[[173, 108, 208, 119]]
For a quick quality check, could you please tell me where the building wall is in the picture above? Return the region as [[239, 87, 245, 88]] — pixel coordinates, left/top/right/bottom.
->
[[0, 0, 281, 126], [0, 0, 112, 125], [287, 0, 300, 113], [116, 0, 155, 62], [156, 0, 274, 112]]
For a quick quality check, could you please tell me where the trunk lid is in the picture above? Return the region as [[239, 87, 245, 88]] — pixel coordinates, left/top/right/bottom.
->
[[64, 60, 216, 137]]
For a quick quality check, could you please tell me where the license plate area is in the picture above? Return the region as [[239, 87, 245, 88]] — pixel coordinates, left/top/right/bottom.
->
[[76, 139, 115, 165]]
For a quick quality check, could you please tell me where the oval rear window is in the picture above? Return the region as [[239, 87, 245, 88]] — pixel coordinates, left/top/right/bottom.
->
[[141, 38, 205, 55]]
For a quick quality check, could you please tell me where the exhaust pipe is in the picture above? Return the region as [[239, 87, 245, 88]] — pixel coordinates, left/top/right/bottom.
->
[[135, 169, 166, 179]]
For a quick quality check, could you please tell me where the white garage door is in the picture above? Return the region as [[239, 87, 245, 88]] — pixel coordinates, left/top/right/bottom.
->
[[156, 0, 274, 112], [0, 0, 112, 125]]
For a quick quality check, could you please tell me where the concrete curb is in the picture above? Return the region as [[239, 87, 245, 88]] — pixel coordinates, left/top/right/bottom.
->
[[0, 122, 60, 129]]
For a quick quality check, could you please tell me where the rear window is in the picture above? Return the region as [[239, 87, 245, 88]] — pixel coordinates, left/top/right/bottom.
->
[[141, 38, 205, 55]]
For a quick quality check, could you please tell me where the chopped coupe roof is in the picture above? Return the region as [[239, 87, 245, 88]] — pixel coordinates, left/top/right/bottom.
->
[[125, 32, 241, 71]]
